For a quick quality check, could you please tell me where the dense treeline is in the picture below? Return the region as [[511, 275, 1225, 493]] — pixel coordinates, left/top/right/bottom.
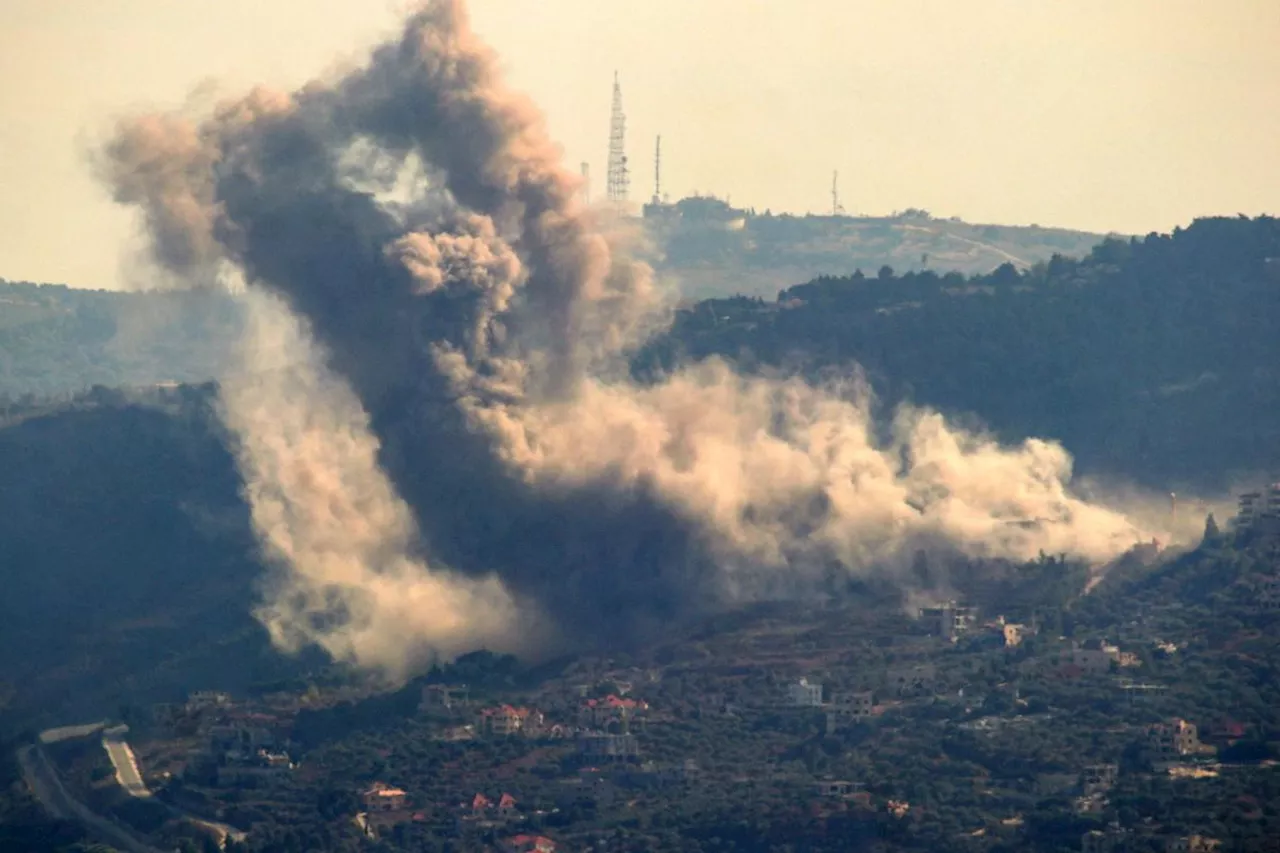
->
[[639, 216, 1280, 490]]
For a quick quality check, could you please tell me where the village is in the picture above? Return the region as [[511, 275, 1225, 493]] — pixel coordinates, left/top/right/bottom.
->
[[26, 490, 1280, 853]]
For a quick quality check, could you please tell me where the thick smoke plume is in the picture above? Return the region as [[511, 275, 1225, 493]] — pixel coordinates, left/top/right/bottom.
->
[[220, 290, 527, 678], [104, 0, 1182, 672]]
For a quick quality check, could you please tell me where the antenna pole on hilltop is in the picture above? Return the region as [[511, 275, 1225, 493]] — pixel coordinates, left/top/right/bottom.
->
[[653, 135, 663, 204], [607, 73, 630, 205], [832, 171, 845, 216]]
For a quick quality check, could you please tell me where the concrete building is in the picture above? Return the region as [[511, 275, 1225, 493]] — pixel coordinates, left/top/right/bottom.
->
[[1070, 639, 1121, 675], [1166, 836, 1221, 853], [578, 732, 640, 763], [476, 705, 542, 737], [420, 684, 468, 711], [1081, 763, 1118, 796], [919, 601, 978, 641], [813, 780, 860, 797], [826, 691, 874, 731], [787, 678, 824, 707], [1147, 719, 1201, 766], [580, 695, 648, 730], [1235, 483, 1280, 531]]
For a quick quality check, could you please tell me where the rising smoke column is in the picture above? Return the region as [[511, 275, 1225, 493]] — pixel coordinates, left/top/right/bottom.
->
[[103, 0, 1174, 672], [220, 290, 526, 678]]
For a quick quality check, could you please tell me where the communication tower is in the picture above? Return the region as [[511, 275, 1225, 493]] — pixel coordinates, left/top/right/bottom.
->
[[653, 135, 663, 204], [607, 73, 630, 204], [832, 171, 845, 216]]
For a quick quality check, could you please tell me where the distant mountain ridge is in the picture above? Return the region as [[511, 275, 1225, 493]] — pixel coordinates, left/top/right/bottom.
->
[[0, 209, 1109, 397], [642, 199, 1114, 299], [0, 279, 241, 400]]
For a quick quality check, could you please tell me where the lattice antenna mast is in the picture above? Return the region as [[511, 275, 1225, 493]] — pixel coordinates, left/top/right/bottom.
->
[[653, 135, 663, 203], [607, 72, 630, 204]]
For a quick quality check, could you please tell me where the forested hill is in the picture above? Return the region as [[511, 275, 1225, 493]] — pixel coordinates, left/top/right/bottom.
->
[[0, 279, 241, 399], [638, 216, 1280, 491]]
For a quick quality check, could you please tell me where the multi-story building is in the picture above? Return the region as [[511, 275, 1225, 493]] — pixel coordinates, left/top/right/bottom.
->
[[476, 705, 542, 737], [577, 732, 640, 763], [1146, 718, 1201, 765], [1081, 763, 1118, 796], [580, 695, 648, 730], [420, 684, 468, 711], [1235, 483, 1280, 531], [919, 601, 978, 641]]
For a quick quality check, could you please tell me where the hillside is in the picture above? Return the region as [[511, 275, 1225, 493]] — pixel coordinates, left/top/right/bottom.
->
[[0, 279, 241, 400], [643, 199, 1111, 299], [0, 385, 317, 737], [2, 215, 1278, 736], [0, 209, 1103, 397], [639, 215, 1280, 491]]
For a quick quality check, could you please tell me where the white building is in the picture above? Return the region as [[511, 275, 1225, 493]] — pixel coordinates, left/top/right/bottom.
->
[[787, 678, 824, 707]]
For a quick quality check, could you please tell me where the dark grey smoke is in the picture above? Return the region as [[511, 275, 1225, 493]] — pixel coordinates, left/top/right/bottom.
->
[[102, 0, 1182, 675]]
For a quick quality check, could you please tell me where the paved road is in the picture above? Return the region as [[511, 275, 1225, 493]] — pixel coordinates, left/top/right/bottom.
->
[[38, 721, 107, 745], [17, 744, 166, 853], [103, 728, 151, 798], [99, 725, 247, 845]]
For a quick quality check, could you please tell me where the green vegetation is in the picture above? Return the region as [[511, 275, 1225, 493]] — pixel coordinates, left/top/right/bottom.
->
[[75, 535, 1279, 853], [638, 215, 1280, 490], [2, 214, 1278, 851]]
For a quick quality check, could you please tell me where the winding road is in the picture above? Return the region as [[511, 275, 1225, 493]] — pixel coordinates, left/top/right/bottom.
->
[[17, 743, 166, 853]]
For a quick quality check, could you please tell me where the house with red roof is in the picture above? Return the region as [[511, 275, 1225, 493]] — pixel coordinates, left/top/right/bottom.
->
[[580, 694, 648, 730], [476, 705, 543, 737], [361, 782, 408, 812], [501, 834, 557, 853]]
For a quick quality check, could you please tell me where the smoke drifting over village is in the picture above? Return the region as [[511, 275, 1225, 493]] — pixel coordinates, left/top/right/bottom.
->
[[102, 0, 1190, 678]]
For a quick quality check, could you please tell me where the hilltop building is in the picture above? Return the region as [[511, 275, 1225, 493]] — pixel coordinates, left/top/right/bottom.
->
[[642, 194, 749, 230], [1234, 483, 1280, 533]]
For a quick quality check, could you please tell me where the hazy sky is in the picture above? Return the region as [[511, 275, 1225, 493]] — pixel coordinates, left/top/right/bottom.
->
[[1, 0, 1277, 290]]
